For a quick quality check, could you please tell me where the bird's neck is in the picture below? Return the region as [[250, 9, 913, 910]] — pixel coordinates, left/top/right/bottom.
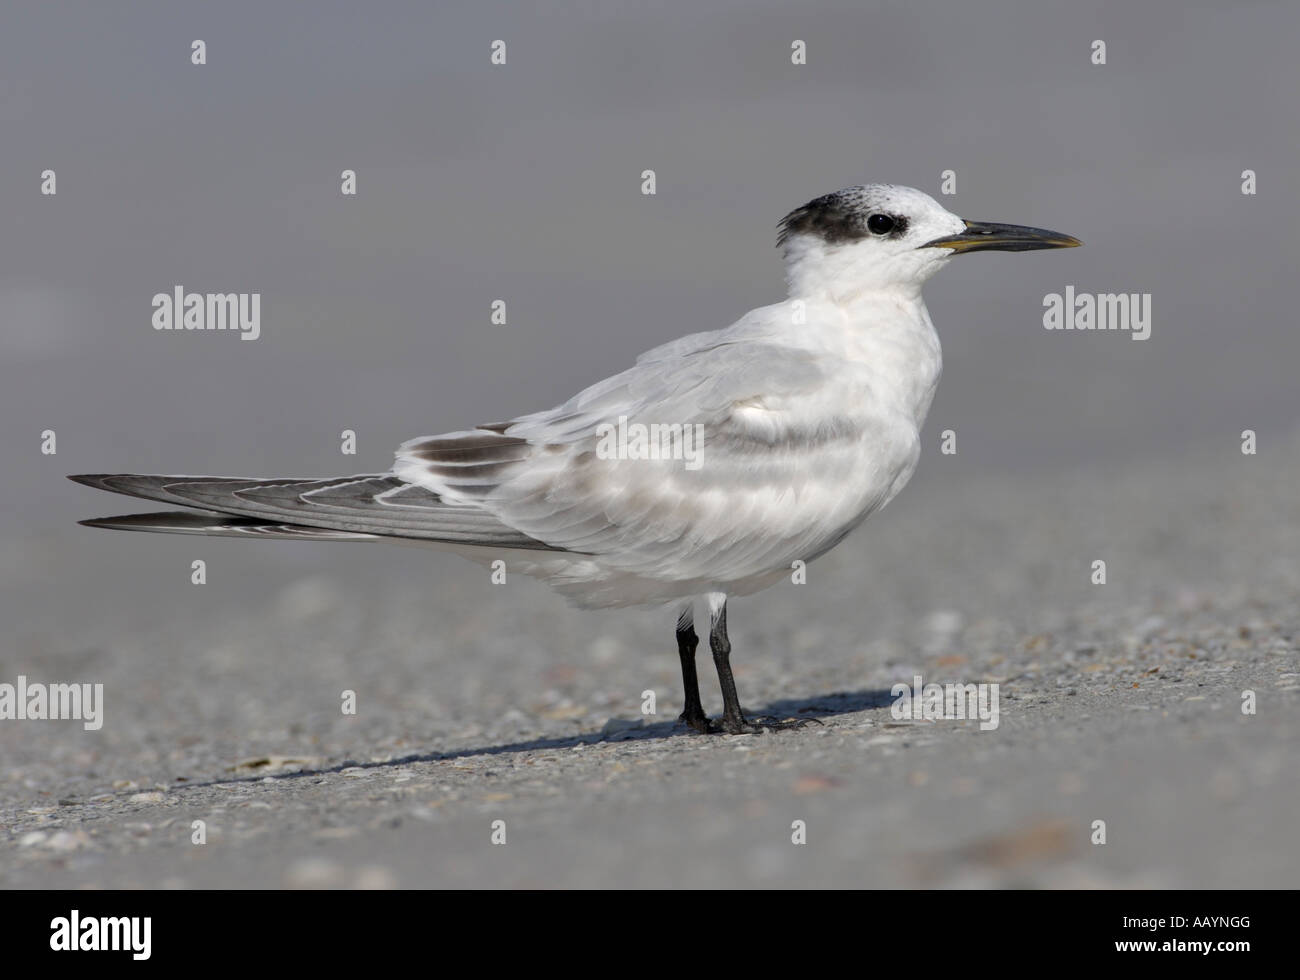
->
[[783, 236, 926, 306]]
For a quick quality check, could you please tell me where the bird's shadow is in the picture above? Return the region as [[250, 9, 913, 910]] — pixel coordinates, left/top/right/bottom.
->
[[144, 688, 896, 796]]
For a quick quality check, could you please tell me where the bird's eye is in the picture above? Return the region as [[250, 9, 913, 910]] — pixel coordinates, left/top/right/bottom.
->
[[866, 213, 896, 235]]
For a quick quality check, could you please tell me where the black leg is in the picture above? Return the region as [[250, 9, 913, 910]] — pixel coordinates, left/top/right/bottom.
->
[[707, 599, 820, 735], [676, 609, 715, 733], [709, 600, 751, 734]]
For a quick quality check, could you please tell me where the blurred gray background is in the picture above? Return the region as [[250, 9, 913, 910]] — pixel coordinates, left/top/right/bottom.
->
[[2, 1, 1298, 888]]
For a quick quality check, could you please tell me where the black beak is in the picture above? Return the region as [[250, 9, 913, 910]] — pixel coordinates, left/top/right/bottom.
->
[[922, 220, 1082, 253]]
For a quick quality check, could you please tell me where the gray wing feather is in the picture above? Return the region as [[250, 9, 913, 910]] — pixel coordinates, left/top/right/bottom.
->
[[79, 511, 381, 540], [68, 473, 565, 551]]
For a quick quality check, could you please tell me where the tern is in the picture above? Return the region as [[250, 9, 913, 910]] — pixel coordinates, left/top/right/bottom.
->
[[71, 183, 1080, 734]]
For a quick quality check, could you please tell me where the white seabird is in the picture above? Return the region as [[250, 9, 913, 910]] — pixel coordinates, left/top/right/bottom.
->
[[71, 183, 1080, 734]]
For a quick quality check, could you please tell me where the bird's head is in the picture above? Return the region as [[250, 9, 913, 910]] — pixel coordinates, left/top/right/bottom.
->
[[778, 183, 1080, 301]]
